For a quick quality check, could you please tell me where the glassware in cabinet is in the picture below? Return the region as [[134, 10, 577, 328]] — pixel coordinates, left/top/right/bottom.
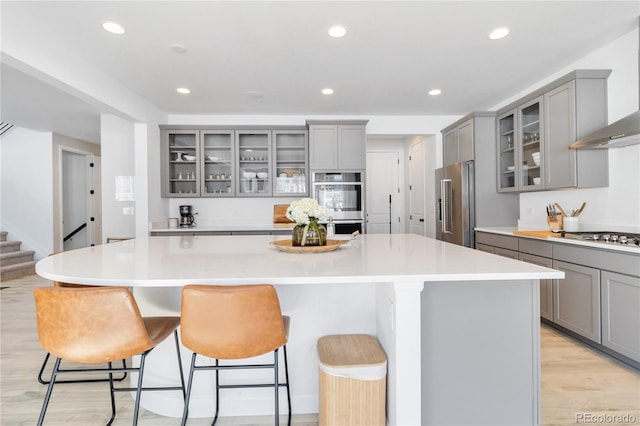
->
[[201, 131, 234, 196], [236, 131, 271, 196], [519, 98, 543, 190], [273, 130, 308, 196], [497, 111, 517, 191], [165, 130, 199, 196]]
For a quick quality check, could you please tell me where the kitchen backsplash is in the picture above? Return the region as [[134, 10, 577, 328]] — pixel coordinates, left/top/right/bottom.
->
[[166, 197, 300, 226], [518, 144, 640, 233]]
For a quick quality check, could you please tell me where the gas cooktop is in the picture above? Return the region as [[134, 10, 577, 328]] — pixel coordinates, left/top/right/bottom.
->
[[559, 231, 640, 248]]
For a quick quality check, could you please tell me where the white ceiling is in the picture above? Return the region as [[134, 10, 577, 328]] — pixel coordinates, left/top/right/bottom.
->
[[1, 1, 638, 143]]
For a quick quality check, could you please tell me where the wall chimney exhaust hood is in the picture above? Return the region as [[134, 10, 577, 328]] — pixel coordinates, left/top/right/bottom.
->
[[569, 111, 640, 149]]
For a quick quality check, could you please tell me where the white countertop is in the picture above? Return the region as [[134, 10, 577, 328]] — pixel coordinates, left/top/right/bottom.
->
[[36, 234, 562, 287], [475, 227, 640, 254]]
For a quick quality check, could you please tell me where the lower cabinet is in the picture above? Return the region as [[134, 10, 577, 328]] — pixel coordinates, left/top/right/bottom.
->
[[553, 260, 601, 343], [601, 271, 640, 362], [494, 247, 518, 259], [520, 252, 553, 321]]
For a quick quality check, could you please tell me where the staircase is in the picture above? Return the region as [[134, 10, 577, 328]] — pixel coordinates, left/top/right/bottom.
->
[[0, 231, 37, 281]]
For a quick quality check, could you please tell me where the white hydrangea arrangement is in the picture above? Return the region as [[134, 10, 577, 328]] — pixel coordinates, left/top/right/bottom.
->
[[286, 198, 328, 225]]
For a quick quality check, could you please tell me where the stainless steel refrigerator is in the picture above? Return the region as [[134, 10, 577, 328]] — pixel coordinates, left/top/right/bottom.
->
[[435, 161, 475, 247]]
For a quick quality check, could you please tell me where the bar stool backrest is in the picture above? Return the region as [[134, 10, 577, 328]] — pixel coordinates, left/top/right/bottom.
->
[[181, 284, 287, 359], [33, 287, 153, 363]]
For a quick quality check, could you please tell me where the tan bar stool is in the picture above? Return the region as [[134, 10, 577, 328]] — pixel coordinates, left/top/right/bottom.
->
[[33, 286, 186, 426], [317, 334, 387, 426], [37, 280, 128, 385], [180, 284, 291, 426]]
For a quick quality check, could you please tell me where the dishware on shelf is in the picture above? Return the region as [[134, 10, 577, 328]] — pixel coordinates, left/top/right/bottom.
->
[[257, 172, 268, 179], [533, 177, 541, 185], [174, 151, 184, 161], [507, 166, 515, 172], [207, 156, 219, 161], [531, 152, 541, 166], [183, 155, 196, 161], [243, 171, 256, 179]]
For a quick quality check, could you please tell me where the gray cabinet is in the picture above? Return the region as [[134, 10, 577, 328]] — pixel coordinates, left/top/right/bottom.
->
[[519, 238, 554, 321], [443, 113, 518, 227], [443, 119, 474, 166], [553, 260, 601, 343], [201, 130, 235, 197], [520, 252, 554, 321], [307, 121, 367, 171], [272, 130, 308, 196], [496, 69, 611, 193], [236, 130, 272, 197], [601, 271, 640, 362], [544, 78, 608, 189], [475, 232, 519, 258], [162, 129, 201, 197], [161, 126, 308, 198], [497, 97, 544, 192]]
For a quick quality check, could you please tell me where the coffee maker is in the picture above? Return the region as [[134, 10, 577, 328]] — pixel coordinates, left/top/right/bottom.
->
[[179, 205, 195, 228]]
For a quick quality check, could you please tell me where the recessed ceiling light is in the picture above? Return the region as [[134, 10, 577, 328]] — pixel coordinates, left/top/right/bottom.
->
[[102, 21, 125, 35], [322, 88, 334, 95], [489, 27, 510, 40], [328, 26, 347, 38], [177, 87, 191, 95], [428, 89, 442, 96], [169, 43, 188, 54]]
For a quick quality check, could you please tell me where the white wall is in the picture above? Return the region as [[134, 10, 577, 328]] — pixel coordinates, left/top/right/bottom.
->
[[491, 28, 640, 231], [0, 127, 54, 259], [101, 114, 136, 240]]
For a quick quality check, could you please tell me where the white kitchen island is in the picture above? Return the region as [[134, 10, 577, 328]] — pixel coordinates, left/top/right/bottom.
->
[[36, 234, 563, 425]]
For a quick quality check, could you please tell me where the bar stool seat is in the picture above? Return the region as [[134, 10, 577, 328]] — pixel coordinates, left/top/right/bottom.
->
[[180, 284, 291, 426], [33, 286, 185, 426]]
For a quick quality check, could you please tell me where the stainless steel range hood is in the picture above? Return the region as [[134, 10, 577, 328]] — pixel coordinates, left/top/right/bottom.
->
[[569, 110, 640, 149]]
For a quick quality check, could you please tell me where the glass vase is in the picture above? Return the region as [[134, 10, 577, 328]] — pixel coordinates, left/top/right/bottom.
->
[[292, 219, 327, 246]]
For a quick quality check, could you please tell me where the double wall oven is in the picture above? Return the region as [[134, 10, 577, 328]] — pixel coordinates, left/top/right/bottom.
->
[[312, 172, 364, 234]]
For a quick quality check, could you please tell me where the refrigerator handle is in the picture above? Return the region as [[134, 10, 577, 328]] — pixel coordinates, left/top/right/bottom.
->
[[441, 179, 452, 234]]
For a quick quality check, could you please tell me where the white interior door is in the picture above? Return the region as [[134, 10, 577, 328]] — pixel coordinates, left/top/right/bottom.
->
[[366, 152, 402, 233], [62, 151, 88, 250], [409, 141, 426, 236]]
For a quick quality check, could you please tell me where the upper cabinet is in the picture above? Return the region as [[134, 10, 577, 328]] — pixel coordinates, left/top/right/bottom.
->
[[307, 121, 368, 171], [161, 126, 308, 198], [497, 97, 545, 192], [273, 130, 309, 196], [162, 129, 201, 197], [496, 70, 610, 193], [443, 118, 474, 166], [236, 130, 272, 197], [201, 130, 235, 197]]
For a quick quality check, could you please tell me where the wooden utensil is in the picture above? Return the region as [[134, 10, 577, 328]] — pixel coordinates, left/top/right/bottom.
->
[[554, 203, 568, 217], [574, 202, 586, 217]]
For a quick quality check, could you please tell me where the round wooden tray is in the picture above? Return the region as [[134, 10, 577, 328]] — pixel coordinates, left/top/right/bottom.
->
[[270, 239, 347, 253]]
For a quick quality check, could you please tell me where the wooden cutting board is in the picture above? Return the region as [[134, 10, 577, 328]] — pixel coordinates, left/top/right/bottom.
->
[[513, 230, 562, 238], [273, 204, 293, 224]]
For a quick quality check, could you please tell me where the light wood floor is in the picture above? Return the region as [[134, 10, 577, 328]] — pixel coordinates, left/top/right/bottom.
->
[[2, 274, 639, 425]]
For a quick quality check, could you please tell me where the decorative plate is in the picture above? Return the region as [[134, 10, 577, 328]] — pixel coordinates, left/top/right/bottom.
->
[[270, 239, 347, 253]]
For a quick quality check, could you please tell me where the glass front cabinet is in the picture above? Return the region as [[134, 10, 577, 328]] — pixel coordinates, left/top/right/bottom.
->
[[162, 127, 308, 198], [202, 130, 235, 197], [497, 96, 544, 192], [236, 131, 272, 196], [273, 130, 308, 196], [162, 129, 201, 197]]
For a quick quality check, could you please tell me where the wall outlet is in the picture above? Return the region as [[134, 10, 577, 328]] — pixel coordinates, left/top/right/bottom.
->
[[123, 207, 134, 215]]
